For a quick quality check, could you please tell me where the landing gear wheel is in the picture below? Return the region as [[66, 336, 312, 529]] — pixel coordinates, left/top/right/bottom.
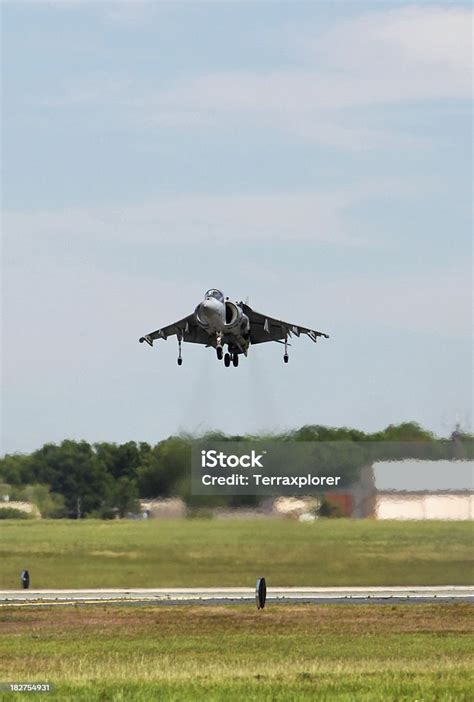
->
[[283, 354, 289, 364], [177, 358, 183, 366], [224, 353, 231, 367], [216, 346, 223, 360], [232, 353, 239, 367]]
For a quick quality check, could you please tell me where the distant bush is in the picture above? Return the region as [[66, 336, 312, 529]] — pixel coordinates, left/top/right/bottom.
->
[[0, 507, 33, 520], [318, 497, 343, 518], [1, 425, 469, 519], [186, 507, 214, 519], [87, 507, 117, 520], [14, 484, 66, 518]]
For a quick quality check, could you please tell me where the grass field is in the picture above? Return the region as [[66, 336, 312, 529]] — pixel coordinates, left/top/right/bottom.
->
[[0, 603, 472, 701], [0, 518, 473, 589]]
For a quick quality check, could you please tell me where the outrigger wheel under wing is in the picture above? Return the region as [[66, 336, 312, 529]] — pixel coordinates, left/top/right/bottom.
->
[[241, 303, 329, 345], [139, 313, 209, 347]]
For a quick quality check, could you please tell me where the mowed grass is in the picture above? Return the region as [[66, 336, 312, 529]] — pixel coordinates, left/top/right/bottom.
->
[[0, 519, 473, 589], [0, 604, 473, 701]]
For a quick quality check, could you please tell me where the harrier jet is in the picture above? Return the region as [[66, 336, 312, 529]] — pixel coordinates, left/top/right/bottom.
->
[[139, 289, 329, 367]]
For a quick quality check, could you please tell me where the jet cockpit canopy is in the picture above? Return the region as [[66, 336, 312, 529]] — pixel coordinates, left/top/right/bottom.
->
[[205, 289, 224, 303]]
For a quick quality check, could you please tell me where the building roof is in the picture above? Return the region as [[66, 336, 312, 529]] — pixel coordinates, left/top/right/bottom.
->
[[372, 460, 473, 492]]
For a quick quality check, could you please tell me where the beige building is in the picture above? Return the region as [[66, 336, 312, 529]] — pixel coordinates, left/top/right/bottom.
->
[[140, 497, 186, 519], [0, 500, 41, 517], [375, 491, 474, 520], [371, 460, 473, 520]]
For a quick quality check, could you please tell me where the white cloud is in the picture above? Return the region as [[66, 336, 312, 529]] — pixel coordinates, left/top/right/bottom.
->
[[3, 179, 416, 257], [34, 6, 471, 150], [159, 7, 471, 129], [329, 7, 472, 73], [320, 271, 472, 337], [308, 6, 472, 98], [2, 263, 187, 371], [100, 0, 154, 26]]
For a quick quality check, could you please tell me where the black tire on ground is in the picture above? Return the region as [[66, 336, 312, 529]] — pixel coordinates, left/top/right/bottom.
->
[[224, 353, 231, 367], [256, 577, 266, 609], [232, 353, 239, 367]]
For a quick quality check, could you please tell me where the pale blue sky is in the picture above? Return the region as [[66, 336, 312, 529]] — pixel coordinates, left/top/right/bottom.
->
[[2, 1, 472, 453]]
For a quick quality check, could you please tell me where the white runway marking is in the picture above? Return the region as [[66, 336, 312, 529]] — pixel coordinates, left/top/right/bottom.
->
[[0, 586, 472, 606]]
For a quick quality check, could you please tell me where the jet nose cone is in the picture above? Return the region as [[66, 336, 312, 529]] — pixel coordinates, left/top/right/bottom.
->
[[198, 297, 223, 326], [202, 297, 220, 312]]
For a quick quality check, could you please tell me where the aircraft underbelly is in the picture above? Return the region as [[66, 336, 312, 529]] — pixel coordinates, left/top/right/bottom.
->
[[205, 315, 223, 333], [224, 330, 250, 354]]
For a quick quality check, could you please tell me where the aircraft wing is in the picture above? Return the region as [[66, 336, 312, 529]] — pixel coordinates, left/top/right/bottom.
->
[[139, 313, 209, 347], [242, 304, 329, 345]]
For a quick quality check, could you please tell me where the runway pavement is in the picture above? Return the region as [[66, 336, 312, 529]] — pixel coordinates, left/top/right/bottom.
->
[[1, 586, 473, 607]]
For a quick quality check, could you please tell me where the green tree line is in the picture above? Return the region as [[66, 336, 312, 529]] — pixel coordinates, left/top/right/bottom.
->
[[0, 423, 471, 519]]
